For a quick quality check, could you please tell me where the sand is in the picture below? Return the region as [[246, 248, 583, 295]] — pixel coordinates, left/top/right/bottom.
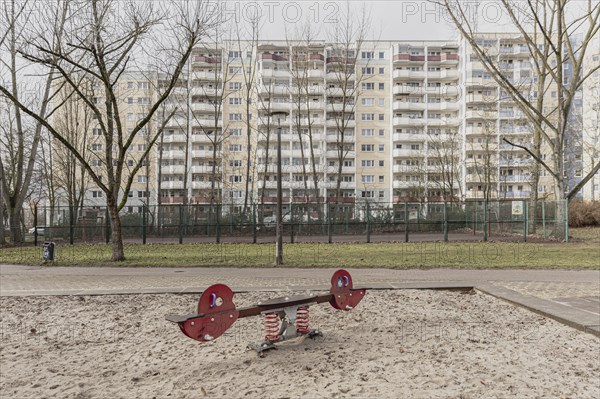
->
[[1, 290, 599, 398]]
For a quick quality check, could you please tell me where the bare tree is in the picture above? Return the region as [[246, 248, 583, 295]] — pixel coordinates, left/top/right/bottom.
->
[[428, 127, 463, 203], [287, 21, 325, 204], [326, 3, 373, 204], [0, 0, 216, 260], [235, 17, 260, 212], [0, 0, 69, 244], [436, 0, 600, 236]]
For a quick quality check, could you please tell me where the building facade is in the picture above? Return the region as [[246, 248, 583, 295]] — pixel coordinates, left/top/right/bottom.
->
[[65, 34, 599, 213]]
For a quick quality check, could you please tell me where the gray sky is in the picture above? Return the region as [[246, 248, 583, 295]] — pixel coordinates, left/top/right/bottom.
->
[[213, 0, 526, 41]]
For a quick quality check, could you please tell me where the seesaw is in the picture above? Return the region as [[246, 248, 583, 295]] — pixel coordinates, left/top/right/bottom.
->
[[166, 269, 366, 353]]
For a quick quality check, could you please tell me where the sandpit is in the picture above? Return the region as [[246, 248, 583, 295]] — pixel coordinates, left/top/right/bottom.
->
[[1, 290, 599, 398]]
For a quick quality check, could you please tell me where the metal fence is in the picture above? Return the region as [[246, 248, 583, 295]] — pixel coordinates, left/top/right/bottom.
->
[[14, 199, 569, 245]]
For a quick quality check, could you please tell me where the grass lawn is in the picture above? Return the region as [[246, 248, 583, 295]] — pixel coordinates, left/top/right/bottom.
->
[[1, 240, 598, 269]]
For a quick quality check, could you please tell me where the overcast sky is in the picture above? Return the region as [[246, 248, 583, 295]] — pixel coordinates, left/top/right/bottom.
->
[[215, 0, 528, 42]]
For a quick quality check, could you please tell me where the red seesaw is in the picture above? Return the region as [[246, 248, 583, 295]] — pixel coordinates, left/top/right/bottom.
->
[[166, 269, 366, 353]]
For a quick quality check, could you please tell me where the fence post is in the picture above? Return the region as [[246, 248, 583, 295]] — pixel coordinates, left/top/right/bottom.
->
[[542, 200, 546, 240], [523, 200, 528, 242], [33, 204, 38, 247], [404, 202, 409, 243], [483, 199, 488, 242], [290, 203, 294, 244], [443, 201, 448, 242], [142, 205, 147, 245], [178, 205, 183, 244], [327, 204, 332, 244], [69, 205, 74, 245], [216, 204, 221, 244], [252, 203, 257, 244], [366, 202, 371, 243], [564, 200, 569, 242]]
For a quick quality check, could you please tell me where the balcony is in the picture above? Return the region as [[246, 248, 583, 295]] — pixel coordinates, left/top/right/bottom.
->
[[393, 180, 413, 189], [425, 85, 460, 96], [393, 85, 423, 95], [191, 150, 216, 158], [192, 71, 222, 81], [465, 110, 495, 119], [191, 181, 212, 189], [161, 150, 185, 159], [165, 116, 188, 128], [162, 181, 184, 190], [191, 102, 217, 113], [259, 53, 288, 62], [427, 118, 460, 127], [260, 69, 291, 79], [258, 84, 290, 96], [500, 174, 531, 182], [427, 70, 460, 80], [193, 55, 222, 64], [326, 118, 354, 128], [325, 150, 355, 158], [392, 69, 425, 79], [393, 101, 426, 111], [427, 102, 460, 112], [499, 159, 533, 166], [191, 165, 220, 174], [261, 101, 291, 113], [393, 133, 425, 142], [393, 53, 425, 63], [191, 86, 223, 97], [161, 134, 187, 144], [193, 118, 222, 128], [307, 69, 324, 79], [327, 102, 355, 112], [466, 94, 498, 103], [393, 117, 425, 126], [299, 101, 324, 111], [502, 191, 531, 198], [326, 134, 355, 143], [326, 72, 356, 81], [324, 181, 354, 190], [465, 77, 497, 87], [393, 148, 421, 157], [160, 165, 185, 174], [428, 54, 460, 63]]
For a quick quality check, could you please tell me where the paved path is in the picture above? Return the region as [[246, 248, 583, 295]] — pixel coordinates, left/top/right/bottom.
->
[[1, 264, 599, 336]]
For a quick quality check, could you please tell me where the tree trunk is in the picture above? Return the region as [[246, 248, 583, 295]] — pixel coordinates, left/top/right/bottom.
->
[[9, 207, 22, 244], [106, 200, 125, 261]]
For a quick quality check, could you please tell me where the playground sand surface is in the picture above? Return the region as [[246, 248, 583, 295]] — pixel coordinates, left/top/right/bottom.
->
[[1, 290, 599, 399]]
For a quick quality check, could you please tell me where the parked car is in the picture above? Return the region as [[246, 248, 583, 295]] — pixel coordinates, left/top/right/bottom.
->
[[28, 226, 45, 236]]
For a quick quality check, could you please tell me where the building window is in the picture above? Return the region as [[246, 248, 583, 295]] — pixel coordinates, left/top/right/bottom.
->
[[361, 144, 374, 152], [379, 144, 385, 152], [379, 67, 385, 74], [378, 83, 385, 90], [379, 52, 385, 59]]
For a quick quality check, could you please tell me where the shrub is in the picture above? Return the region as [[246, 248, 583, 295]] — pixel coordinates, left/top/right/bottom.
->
[[569, 201, 600, 227]]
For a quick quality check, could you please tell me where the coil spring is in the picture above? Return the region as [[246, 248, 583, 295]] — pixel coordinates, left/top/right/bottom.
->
[[296, 306, 310, 334], [264, 312, 280, 341]]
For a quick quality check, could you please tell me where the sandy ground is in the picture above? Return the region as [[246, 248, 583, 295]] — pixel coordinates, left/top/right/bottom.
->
[[1, 290, 599, 399]]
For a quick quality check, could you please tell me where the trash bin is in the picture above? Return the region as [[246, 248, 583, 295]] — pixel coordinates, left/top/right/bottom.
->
[[42, 242, 55, 261]]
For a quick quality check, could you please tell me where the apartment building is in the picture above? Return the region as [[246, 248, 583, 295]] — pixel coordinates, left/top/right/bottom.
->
[[47, 71, 157, 212], [68, 34, 597, 212], [582, 35, 600, 201]]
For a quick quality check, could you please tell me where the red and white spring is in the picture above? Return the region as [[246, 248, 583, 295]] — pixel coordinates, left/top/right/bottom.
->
[[264, 312, 280, 341], [296, 306, 310, 334]]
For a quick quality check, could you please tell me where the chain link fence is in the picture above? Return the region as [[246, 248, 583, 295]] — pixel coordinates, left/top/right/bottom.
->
[[12, 199, 569, 245]]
